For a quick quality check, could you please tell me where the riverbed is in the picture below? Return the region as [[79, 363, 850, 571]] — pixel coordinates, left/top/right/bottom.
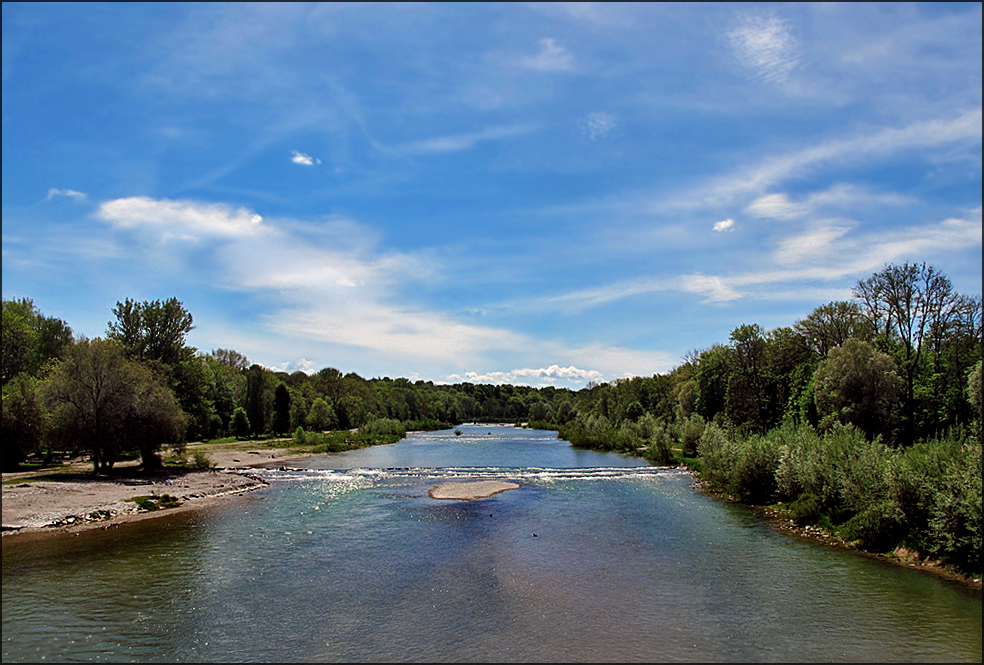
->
[[3, 425, 980, 662]]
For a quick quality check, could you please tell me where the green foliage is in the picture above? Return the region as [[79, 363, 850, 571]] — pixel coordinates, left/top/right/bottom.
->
[[273, 383, 291, 435], [43, 339, 187, 473], [677, 413, 705, 457], [968, 360, 982, 420], [813, 338, 903, 441], [107, 297, 195, 365], [231, 406, 251, 439], [130, 494, 181, 511], [359, 417, 406, 438], [2, 297, 73, 385], [1, 373, 49, 470], [190, 449, 215, 470], [305, 397, 338, 431]]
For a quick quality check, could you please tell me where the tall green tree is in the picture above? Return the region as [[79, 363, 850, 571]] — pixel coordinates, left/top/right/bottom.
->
[[305, 397, 338, 431], [272, 383, 292, 435], [853, 263, 961, 443], [1, 373, 49, 470], [813, 338, 903, 441], [244, 364, 274, 435], [794, 300, 874, 358], [107, 297, 195, 365], [43, 339, 186, 472], [1, 298, 73, 384]]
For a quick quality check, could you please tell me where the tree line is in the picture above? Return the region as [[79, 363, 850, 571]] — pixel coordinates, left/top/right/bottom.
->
[[1, 296, 577, 472], [2, 261, 980, 572]]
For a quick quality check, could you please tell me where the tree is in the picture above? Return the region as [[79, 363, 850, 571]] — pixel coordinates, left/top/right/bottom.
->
[[969, 360, 983, 421], [43, 339, 186, 473], [230, 407, 251, 439], [210, 348, 250, 371], [272, 384, 292, 435], [244, 364, 273, 435], [107, 297, 195, 365], [794, 300, 874, 358], [2, 298, 73, 384], [853, 263, 961, 443], [305, 397, 338, 431], [726, 324, 767, 430], [813, 338, 903, 441], [1, 373, 48, 470]]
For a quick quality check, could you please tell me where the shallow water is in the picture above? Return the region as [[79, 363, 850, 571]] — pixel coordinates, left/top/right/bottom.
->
[[3, 425, 981, 662]]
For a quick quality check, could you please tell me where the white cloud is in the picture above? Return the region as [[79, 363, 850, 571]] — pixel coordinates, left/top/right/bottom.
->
[[403, 125, 533, 154], [680, 273, 742, 303], [746, 193, 805, 220], [728, 13, 801, 84], [748, 185, 918, 220], [447, 365, 604, 387], [683, 108, 982, 209], [290, 150, 321, 166], [97, 197, 265, 239], [713, 218, 735, 232], [583, 112, 617, 141], [518, 37, 575, 72], [45, 188, 87, 201], [774, 223, 852, 265]]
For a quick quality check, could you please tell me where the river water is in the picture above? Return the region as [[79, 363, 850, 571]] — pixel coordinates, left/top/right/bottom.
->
[[2, 424, 981, 662]]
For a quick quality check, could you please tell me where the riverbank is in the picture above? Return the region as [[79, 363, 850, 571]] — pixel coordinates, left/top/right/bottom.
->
[[688, 472, 983, 594], [1, 442, 321, 539]]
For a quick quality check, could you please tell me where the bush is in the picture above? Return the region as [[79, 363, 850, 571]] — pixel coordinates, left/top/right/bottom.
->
[[840, 501, 904, 552], [787, 492, 822, 525], [359, 417, 406, 438], [190, 449, 214, 470], [678, 414, 705, 458]]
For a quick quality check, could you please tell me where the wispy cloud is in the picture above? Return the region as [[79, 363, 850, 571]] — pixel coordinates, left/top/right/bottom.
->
[[728, 13, 801, 84], [713, 218, 735, 232], [402, 125, 533, 154], [290, 150, 321, 166], [517, 37, 575, 72], [773, 223, 853, 266], [542, 212, 981, 310], [582, 112, 617, 141], [678, 108, 983, 209], [747, 185, 916, 220], [45, 188, 87, 201]]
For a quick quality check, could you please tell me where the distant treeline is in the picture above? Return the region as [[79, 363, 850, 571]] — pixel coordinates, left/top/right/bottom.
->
[[2, 261, 981, 573]]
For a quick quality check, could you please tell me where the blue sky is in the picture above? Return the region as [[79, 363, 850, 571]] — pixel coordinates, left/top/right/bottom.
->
[[2, 2, 981, 389]]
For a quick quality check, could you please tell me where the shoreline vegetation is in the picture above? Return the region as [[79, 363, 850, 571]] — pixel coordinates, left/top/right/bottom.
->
[[3, 261, 981, 591], [3, 424, 980, 594]]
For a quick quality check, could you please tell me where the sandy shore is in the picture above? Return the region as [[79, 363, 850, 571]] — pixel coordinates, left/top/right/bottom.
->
[[1, 442, 317, 539], [428, 480, 521, 500]]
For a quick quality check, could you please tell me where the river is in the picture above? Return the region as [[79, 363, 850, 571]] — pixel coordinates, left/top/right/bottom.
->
[[2, 424, 981, 662]]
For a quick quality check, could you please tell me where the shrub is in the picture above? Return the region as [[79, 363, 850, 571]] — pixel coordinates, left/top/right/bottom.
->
[[678, 414, 705, 458], [190, 449, 214, 470]]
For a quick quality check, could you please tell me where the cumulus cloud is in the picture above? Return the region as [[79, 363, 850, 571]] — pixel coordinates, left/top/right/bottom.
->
[[447, 365, 604, 387], [518, 37, 575, 72], [45, 188, 87, 201], [729, 13, 801, 84], [97, 197, 265, 239], [290, 150, 321, 166], [713, 218, 735, 232], [583, 112, 617, 141]]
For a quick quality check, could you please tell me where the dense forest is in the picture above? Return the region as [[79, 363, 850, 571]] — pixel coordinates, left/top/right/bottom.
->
[[2, 261, 981, 573]]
